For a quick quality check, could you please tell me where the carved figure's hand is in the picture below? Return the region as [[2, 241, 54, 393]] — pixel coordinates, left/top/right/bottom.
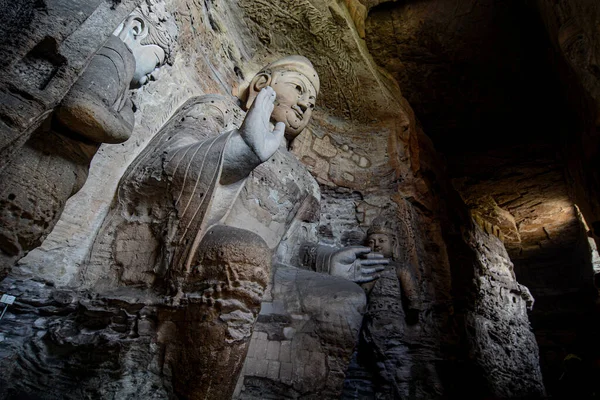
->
[[329, 246, 387, 283], [240, 86, 285, 162], [118, 97, 135, 129]]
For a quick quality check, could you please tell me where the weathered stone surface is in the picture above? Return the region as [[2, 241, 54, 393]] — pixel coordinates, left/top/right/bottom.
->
[[0, 0, 552, 399], [236, 266, 366, 399], [364, 0, 565, 156], [451, 146, 600, 396], [0, 277, 170, 399], [364, 0, 600, 395], [460, 224, 545, 398], [452, 147, 579, 263]]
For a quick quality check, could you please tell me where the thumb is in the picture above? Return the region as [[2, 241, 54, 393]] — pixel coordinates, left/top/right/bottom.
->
[[272, 121, 286, 140]]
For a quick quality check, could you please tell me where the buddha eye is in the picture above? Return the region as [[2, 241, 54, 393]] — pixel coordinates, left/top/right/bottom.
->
[[295, 84, 303, 94]]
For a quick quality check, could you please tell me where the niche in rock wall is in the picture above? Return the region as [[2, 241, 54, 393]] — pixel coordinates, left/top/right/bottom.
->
[[14, 36, 67, 90]]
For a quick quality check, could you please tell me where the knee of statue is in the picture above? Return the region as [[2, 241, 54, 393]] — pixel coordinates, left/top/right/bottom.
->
[[290, 267, 367, 325], [186, 225, 272, 313]]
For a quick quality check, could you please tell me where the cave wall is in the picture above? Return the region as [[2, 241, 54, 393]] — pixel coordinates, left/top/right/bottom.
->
[[534, 0, 600, 265], [532, 1, 600, 395], [0, 0, 545, 398], [362, 0, 600, 396], [452, 147, 598, 395]]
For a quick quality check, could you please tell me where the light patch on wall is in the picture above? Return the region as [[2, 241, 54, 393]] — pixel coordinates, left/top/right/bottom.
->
[[575, 204, 600, 294]]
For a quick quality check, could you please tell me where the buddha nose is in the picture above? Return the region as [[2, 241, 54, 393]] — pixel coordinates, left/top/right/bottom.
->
[[298, 95, 310, 113]]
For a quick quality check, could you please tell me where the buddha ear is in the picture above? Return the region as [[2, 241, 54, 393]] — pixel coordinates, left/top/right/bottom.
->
[[116, 15, 148, 44], [245, 72, 272, 109], [129, 16, 149, 40], [251, 72, 271, 91]]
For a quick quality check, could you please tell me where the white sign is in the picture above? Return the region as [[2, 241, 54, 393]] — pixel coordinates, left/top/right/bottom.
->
[[0, 294, 15, 305]]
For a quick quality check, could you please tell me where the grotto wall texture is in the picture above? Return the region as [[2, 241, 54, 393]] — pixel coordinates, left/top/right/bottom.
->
[[534, 0, 600, 258], [362, 0, 600, 396], [0, 0, 547, 399]]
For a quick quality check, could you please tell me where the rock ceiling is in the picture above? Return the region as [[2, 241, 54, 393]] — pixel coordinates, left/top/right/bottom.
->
[[363, 0, 583, 264]]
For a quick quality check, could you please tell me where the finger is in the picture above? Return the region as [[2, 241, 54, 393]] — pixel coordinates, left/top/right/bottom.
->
[[265, 86, 276, 101], [256, 86, 269, 102], [346, 246, 372, 256], [361, 266, 386, 274], [359, 259, 389, 266], [264, 87, 276, 113], [355, 274, 381, 284], [363, 252, 384, 259], [272, 122, 285, 140]]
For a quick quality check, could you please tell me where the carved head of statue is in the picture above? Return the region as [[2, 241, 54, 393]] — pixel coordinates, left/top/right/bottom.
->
[[246, 56, 320, 142], [366, 218, 396, 259], [114, 1, 177, 88]]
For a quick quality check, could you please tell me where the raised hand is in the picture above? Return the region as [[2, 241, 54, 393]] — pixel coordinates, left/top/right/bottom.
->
[[329, 246, 388, 283], [239, 86, 285, 162]]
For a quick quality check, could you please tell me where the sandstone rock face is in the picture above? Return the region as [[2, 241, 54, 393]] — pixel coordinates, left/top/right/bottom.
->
[[365, 0, 600, 396], [534, 0, 600, 258], [450, 148, 598, 396], [460, 224, 545, 398], [452, 148, 580, 265], [364, 0, 563, 155], [0, 0, 547, 398]]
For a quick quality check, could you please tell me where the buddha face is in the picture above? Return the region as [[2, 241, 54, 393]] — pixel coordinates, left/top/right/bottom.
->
[[248, 68, 317, 141], [367, 233, 393, 258], [270, 70, 317, 139], [115, 16, 166, 88]]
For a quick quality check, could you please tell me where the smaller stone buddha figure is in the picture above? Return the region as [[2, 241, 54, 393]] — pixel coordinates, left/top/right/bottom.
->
[[0, 4, 176, 272], [366, 217, 421, 320], [355, 216, 424, 398]]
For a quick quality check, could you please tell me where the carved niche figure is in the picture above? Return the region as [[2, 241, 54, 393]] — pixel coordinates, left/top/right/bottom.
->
[[357, 216, 424, 397], [0, 4, 176, 272], [366, 217, 422, 318], [85, 56, 387, 399]]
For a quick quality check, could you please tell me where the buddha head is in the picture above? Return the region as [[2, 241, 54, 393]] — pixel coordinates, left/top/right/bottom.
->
[[114, 2, 177, 88], [245, 55, 320, 142], [366, 218, 396, 259]]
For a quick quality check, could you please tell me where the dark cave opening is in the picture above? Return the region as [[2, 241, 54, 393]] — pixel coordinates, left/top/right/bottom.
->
[[365, 0, 600, 397]]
